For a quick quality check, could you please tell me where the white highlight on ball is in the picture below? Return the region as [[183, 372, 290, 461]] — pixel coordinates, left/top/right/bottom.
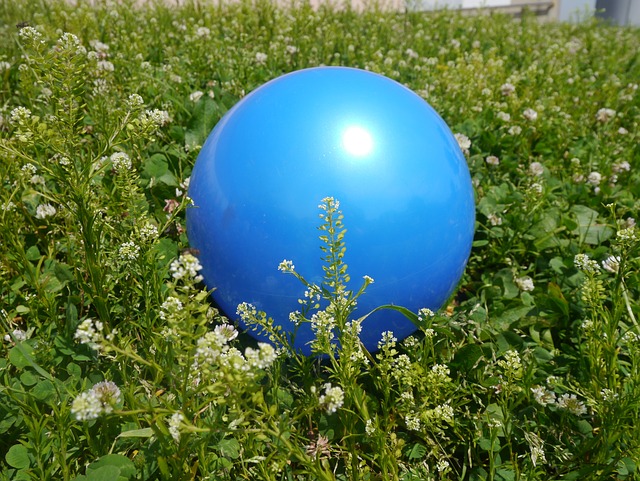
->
[[342, 126, 373, 157]]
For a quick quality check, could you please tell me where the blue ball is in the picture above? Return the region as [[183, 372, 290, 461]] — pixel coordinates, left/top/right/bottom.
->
[[187, 67, 475, 354]]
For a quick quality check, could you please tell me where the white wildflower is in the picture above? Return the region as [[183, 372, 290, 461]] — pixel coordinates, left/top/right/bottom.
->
[[318, 383, 344, 414], [90, 381, 122, 414], [404, 413, 421, 431], [97, 60, 114, 72], [496, 111, 511, 122], [126, 93, 144, 109], [557, 393, 587, 415], [574, 253, 600, 274], [531, 385, 556, 405], [601, 255, 620, 274], [587, 171, 602, 185], [139, 222, 159, 241], [110, 152, 132, 172], [170, 253, 204, 282], [160, 296, 183, 320], [500, 83, 516, 96], [278, 259, 295, 273], [365, 419, 375, 435], [118, 241, 140, 261], [529, 162, 544, 176], [595, 108, 616, 123], [4, 329, 27, 342], [515, 276, 535, 292], [523, 108, 538, 121], [437, 460, 450, 473], [454, 133, 471, 154], [612, 161, 630, 173], [378, 330, 397, 350], [71, 391, 103, 421], [485, 155, 500, 166], [488, 213, 502, 226], [189, 90, 204, 102], [168, 412, 184, 443], [195, 26, 211, 38], [74, 318, 104, 350], [255, 52, 268, 64], [35, 203, 57, 219], [10, 106, 31, 125]]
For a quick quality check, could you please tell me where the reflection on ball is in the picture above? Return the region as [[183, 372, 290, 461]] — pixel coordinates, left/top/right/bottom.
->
[[186, 67, 475, 354]]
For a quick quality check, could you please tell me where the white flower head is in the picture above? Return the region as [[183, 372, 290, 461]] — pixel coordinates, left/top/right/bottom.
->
[[596, 108, 616, 123], [90, 381, 122, 414], [587, 171, 602, 186], [170, 253, 204, 283], [110, 152, 132, 172], [318, 383, 344, 414], [189, 90, 204, 102], [557, 393, 587, 415], [454, 133, 471, 154], [515, 276, 534, 292], [485, 155, 500, 166], [574, 253, 601, 274], [531, 385, 556, 405], [71, 391, 103, 421], [601, 255, 620, 274], [74, 318, 104, 350], [168, 412, 184, 443], [118, 241, 140, 262], [500, 83, 516, 96], [529, 162, 544, 176], [523, 108, 538, 121], [278, 259, 295, 273], [255, 52, 268, 64], [35, 203, 57, 220]]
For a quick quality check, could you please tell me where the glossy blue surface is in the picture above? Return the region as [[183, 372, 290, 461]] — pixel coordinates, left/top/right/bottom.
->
[[187, 67, 475, 354]]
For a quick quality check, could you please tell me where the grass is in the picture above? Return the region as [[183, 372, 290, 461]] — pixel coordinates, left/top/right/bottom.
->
[[0, 0, 639, 480]]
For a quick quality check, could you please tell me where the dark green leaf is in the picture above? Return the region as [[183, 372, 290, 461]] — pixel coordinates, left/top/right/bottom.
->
[[25, 245, 41, 261], [88, 454, 136, 479], [85, 465, 121, 481], [6, 444, 30, 469], [218, 438, 240, 459]]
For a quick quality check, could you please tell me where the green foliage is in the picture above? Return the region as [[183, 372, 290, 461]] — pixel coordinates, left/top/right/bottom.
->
[[0, 1, 639, 480]]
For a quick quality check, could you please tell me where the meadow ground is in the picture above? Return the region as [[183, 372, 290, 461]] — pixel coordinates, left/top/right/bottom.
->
[[0, 1, 639, 480]]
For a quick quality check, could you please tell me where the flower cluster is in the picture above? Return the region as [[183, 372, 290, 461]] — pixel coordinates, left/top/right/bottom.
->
[[110, 152, 132, 172], [74, 318, 105, 350], [318, 383, 344, 414], [71, 381, 122, 421], [170, 253, 204, 283], [531, 386, 587, 415]]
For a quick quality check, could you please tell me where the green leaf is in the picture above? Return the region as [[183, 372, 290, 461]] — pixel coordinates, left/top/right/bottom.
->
[[31, 380, 56, 402], [491, 306, 531, 330], [406, 443, 427, 460], [8, 343, 34, 369], [218, 438, 240, 459], [85, 465, 122, 481], [19, 370, 38, 386], [571, 205, 614, 245], [496, 468, 516, 481], [6, 444, 30, 469], [451, 344, 484, 373], [185, 97, 220, 148], [88, 454, 136, 480], [142, 153, 168, 179], [25, 245, 41, 261], [117, 427, 154, 438], [15, 305, 30, 314]]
